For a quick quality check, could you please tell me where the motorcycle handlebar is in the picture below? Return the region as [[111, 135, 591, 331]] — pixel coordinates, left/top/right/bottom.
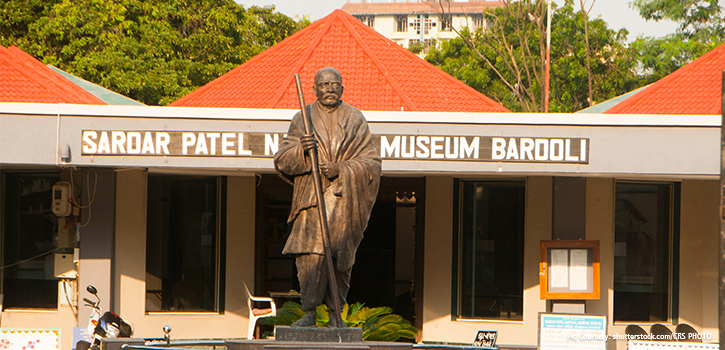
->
[[83, 298, 94, 305]]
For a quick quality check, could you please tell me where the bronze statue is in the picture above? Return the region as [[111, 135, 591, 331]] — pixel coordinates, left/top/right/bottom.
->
[[274, 67, 381, 327]]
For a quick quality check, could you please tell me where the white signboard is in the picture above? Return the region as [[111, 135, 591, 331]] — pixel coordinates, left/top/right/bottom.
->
[[628, 340, 718, 350], [0, 329, 59, 350], [80, 130, 590, 164], [539, 313, 606, 350]]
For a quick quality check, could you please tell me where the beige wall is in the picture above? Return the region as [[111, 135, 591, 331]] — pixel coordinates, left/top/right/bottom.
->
[[0, 174, 717, 350], [585, 177, 616, 350], [421, 176, 551, 345], [420, 177, 721, 349], [113, 171, 256, 340], [678, 180, 719, 342], [604, 179, 720, 348], [0, 292, 78, 350]]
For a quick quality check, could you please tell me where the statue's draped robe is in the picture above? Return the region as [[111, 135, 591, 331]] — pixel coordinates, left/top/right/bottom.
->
[[274, 100, 381, 272]]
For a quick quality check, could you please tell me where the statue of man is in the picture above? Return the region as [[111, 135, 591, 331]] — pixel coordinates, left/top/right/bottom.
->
[[274, 67, 381, 327]]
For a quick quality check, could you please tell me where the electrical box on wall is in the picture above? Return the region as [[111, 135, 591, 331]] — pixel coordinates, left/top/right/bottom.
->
[[57, 217, 74, 248], [52, 182, 72, 216], [53, 253, 77, 278]]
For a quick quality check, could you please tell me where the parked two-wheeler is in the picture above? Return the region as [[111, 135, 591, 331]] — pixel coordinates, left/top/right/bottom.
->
[[76, 285, 133, 350]]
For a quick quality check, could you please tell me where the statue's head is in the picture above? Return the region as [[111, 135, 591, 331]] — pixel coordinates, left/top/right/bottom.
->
[[313, 67, 344, 108]]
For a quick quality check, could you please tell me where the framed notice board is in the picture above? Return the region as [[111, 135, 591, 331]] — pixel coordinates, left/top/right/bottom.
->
[[540, 240, 600, 299]]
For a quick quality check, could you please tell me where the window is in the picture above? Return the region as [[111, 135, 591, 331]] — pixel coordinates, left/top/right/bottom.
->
[[454, 180, 525, 320], [411, 14, 432, 35], [408, 39, 434, 47], [146, 175, 225, 312], [1, 172, 61, 309], [472, 14, 485, 30], [614, 182, 679, 322], [396, 15, 408, 32], [354, 15, 375, 28], [440, 14, 452, 31]]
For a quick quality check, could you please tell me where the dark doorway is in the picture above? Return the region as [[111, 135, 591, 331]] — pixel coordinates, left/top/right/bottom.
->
[[347, 177, 424, 332], [255, 175, 425, 334]]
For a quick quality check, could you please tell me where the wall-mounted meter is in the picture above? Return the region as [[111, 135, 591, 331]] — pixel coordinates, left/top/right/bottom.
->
[[52, 182, 72, 216]]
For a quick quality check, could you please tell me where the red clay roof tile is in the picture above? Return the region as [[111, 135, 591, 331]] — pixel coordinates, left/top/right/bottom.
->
[[604, 41, 725, 115], [171, 9, 509, 112], [0, 45, 106, 105]]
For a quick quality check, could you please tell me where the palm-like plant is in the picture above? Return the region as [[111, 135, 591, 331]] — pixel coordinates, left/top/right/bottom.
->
[[260, 301, 418, 342]]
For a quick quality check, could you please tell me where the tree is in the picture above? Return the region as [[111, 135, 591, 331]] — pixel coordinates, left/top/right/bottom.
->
[[428, 0, 548, 112], [625, 0, 724, 84], [0, 0, 309, 105], [631, 0, 723, 36], [577, 0, 596, 107], [0, 0, 60, 43], [425, 1, 639, 112]]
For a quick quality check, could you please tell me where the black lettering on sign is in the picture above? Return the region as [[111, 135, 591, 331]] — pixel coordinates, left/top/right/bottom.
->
[[374, 135, 589, 163], [81, 130, 589, 164], [81, 130, 285, 157]]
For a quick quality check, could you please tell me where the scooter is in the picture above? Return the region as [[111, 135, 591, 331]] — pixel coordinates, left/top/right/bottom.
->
[[76, 285, 133, 350]]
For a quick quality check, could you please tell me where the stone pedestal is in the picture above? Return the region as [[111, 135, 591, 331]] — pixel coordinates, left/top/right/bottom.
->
[[226, 326, 412, 350], [100, 338, 146, 350], [226, 340, 412, 350], [275, 326, 363, 342]]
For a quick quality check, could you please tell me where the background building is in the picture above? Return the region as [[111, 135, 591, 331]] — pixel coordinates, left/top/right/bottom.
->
[[341, 0, 504, 49]]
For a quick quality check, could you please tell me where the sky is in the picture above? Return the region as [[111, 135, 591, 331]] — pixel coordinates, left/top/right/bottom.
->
[[235, 0, 685, 40]]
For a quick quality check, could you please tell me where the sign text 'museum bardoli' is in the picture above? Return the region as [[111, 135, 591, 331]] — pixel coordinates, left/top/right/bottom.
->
[[81, 130, 589, 164]]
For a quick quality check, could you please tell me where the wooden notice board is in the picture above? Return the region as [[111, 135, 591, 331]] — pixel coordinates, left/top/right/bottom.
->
[[540, 240, 600, 300]]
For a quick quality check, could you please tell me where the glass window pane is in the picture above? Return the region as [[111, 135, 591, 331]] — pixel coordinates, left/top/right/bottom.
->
[[146, 175, 221, 312], [2, 173, 60, 309], [614, 182, 674, 322], [396, 15, 408, 32], [457, 181, 525, 320]]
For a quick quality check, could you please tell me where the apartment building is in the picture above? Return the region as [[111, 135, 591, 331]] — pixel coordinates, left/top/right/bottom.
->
[[341, 0, 504, 48]]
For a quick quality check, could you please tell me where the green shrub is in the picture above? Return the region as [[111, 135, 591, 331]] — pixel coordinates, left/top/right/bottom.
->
[[261, 301, 418, 342]]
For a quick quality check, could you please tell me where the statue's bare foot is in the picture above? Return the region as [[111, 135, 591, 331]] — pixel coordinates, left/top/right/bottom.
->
[[291, 311, 317, 327], [328, 314, 348, 328]]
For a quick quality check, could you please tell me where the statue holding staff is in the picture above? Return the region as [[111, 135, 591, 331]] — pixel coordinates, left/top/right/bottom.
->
[[274, 67, 381, 327]]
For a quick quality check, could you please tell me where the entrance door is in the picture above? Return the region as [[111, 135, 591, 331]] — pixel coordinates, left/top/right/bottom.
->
[[255, 175, 425, 338], [347, 177, 424, 337]]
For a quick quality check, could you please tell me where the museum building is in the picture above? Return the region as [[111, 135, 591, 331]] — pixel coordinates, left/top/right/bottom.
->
[[0, 10, 723, 350]]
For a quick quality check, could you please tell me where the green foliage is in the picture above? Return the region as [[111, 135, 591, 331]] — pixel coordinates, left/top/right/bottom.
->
[[0, 0, 309, 105], [424, 0, 725, 112], [264, 301, 307, 326], [261, 301, 418, 342], [426, 34, 517, 109], [631, 0, 723, 36], [407, 40, 436, 55], [470, 0, 548, 112], [548, 3, 640, 112], [628, 33, 721, 84], [426, 1, 639, 112], [628, 0, 724, 83]]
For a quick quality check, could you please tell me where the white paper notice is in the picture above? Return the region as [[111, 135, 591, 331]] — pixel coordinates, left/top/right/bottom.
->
[[569, 249, 588, 291], [550, 249, 569, 288]]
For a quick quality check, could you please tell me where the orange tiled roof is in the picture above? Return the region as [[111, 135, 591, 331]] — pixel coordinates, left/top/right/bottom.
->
[[341, 1, 505, 15], [171, 9, 509, 112], [603, 41, 725, 115], [0, 45, 106, 104]]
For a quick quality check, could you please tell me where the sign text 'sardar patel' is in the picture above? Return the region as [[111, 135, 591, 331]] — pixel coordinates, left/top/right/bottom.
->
[[81, 130, 265, 157]]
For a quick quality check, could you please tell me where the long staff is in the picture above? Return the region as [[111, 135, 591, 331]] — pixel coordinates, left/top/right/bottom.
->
[[293, 73, 344, 327]]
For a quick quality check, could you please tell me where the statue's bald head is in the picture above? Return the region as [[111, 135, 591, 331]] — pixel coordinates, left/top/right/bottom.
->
[[315, 67, 342, 84], [313, 67, 344, 108]]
